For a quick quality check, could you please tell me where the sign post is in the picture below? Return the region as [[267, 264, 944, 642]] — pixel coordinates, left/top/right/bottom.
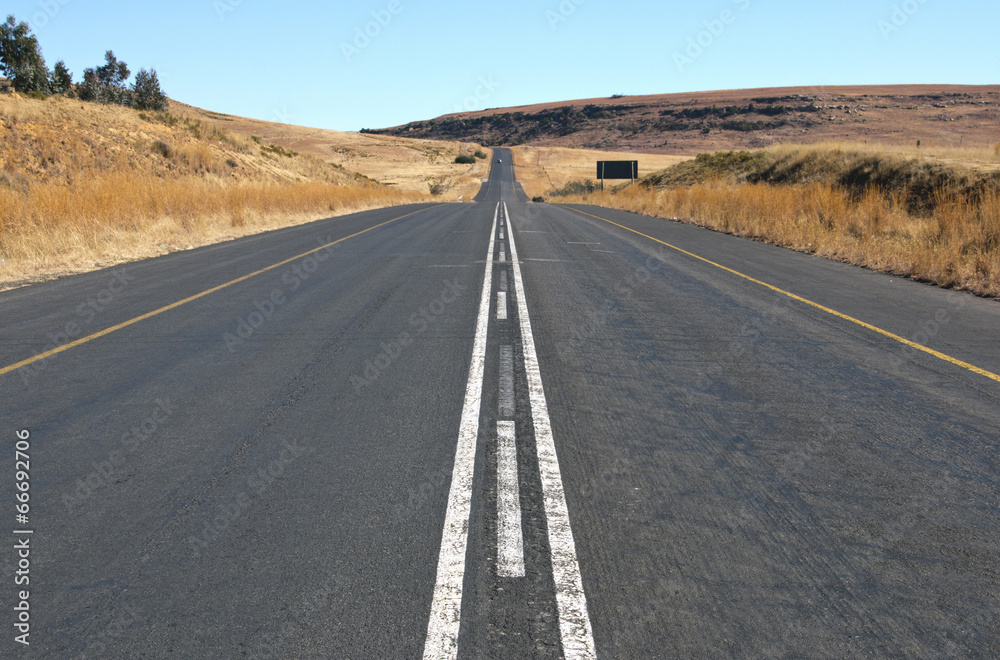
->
[[597, 160, 639, 191]]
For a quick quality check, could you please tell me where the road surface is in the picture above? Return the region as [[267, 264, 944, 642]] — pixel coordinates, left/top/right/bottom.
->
[[2, 148, 999, 658]]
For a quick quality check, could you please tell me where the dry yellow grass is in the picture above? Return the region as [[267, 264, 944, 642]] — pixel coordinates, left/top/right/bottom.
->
[[765, 140, 1000, 175], [510, 146, 690, 198], [0, 177, 420, 288], [169, 102, 492, 200], [330, 137, 492, 200], [558, 179, 1000, 299], [549, 141, 1000, 298], [0, 93, 436, 289]]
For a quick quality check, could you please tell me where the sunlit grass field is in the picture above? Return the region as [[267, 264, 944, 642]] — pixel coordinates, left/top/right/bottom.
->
[[550, 142, 1000, 298]]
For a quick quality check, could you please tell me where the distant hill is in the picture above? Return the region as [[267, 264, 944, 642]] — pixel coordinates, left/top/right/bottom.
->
[[365, 85, 1000, 155], [167, 101, 491, 195]]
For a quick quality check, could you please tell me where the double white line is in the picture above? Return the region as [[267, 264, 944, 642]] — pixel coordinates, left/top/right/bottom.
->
[[423, 203, 596, 659], [497, 202, 522, 578]]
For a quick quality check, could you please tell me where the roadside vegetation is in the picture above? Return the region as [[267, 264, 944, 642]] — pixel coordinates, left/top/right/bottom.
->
[[0, 13, 467, 290], [510, 145, 689, 199], [548, 142, 1000, 298], [170, 102, 492, 201], [1, 15, 167, 110], [0, 89, 428, 289]]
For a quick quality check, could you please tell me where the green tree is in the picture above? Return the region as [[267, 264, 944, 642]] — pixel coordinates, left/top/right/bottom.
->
[[79, 50, 131, 105], [97, 50, 128, 88], [0, 15, 50, 93], [77, 67, 100, 101], [50, 60, 73, 95], [132, 68, 167, 110]]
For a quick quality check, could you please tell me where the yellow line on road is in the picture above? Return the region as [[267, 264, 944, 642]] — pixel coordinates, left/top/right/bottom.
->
[[0, 208, 429, 377], [479, 155, 498, 201], [562, 205, 1000, 385]]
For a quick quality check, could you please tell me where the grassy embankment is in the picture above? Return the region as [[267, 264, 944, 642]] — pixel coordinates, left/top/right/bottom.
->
[[168, 101, 493, 200], [536, 142, 1000, 298], [0, 94, 488, 289], [510, 146, 690, 196]]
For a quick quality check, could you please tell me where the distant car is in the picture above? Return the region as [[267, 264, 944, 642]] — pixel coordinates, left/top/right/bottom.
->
[[496, 158, 502, 163]]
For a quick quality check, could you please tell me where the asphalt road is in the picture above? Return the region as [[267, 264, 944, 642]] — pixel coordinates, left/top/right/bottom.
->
[[2, 148, 999, 658]]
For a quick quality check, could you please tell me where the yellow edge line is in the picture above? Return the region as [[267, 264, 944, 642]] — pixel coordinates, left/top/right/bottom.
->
[[0, 207, 430, 377], [482, 154, 496, 200], [561, 205, 1000, 385]]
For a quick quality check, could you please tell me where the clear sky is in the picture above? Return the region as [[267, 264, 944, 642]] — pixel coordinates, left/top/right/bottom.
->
[[7, 0, 999, 131]]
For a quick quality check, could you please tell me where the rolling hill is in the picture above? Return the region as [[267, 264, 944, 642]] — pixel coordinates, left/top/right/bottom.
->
[[365, 85, 1000, 155]]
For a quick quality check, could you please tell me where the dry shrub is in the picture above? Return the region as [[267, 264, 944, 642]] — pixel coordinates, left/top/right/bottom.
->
[[0, 175, 426, 285], [563, 180, 1000, 298], [177, 143, 214, 172]]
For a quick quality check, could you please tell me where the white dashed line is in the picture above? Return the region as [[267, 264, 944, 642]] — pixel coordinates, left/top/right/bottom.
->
[[497, 291, 508, 320], [499, 346, 514, 418], [422, 203, 499, 660], [504, 202, 597, 659], [496, 420, 525, 578]]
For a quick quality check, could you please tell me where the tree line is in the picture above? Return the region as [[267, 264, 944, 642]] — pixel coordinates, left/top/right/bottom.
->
[[0, 15, 167, 111]]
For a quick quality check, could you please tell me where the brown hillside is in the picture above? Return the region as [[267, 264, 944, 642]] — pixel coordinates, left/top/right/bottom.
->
[[369, 85, 1000, 155], [0, 89, 458, 289], [168, 101, 491, 197]]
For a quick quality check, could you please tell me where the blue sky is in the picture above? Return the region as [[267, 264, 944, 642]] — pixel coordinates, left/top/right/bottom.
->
[[7, 0, 999, 131]]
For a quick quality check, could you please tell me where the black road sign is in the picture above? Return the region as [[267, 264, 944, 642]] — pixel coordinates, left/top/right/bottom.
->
[[596, 161, 638, 180]]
